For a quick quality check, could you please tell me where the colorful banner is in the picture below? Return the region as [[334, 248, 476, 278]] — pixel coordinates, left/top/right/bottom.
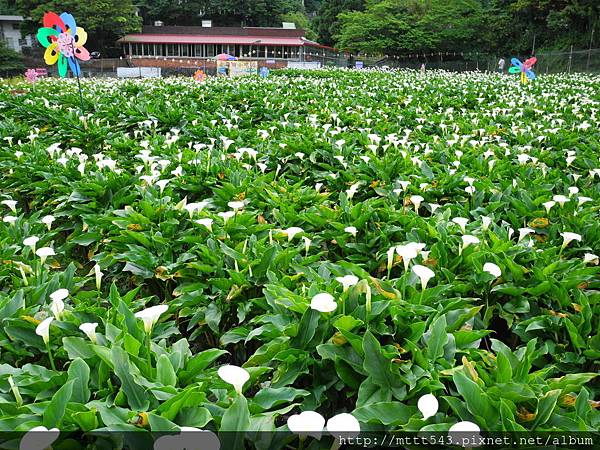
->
[[216, 61, 258, 77]]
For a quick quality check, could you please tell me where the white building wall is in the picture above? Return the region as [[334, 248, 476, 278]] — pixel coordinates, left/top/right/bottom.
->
[[0, 15, 33, 53]]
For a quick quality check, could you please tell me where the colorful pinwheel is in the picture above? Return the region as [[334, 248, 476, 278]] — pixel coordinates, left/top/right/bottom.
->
[[509, 57, 537, 84], [36, 12, 90, 78]]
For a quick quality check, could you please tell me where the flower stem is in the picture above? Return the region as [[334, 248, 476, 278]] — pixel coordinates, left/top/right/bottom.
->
[[146, 333, 152, 366], [46, 343, 56, 371], [298, 437, 306, 450]]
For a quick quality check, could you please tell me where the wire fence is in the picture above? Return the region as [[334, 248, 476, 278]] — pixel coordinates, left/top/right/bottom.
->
[[364, 48, 600, 73], [17, 47, 600, 78]]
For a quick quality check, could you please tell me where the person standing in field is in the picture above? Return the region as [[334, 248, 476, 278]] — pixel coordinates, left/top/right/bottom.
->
[[498, 57, 506, 73]]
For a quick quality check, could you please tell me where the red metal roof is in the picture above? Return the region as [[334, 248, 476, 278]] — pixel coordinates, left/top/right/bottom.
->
[[141, 25, 305, 38], [118, 34, 306, 46]]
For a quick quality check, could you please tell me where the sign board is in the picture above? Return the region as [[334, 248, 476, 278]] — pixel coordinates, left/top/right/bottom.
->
[[35, 68, 48, 77], [266, 59, 276, 64], [116, 67, 162, 78], [355, 61, 364, 69], [216, 61, 258, 77], [287, 61, 322, 69]]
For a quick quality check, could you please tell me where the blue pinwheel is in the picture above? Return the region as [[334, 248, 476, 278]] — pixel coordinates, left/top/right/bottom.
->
[[509, 57, 537, 84]]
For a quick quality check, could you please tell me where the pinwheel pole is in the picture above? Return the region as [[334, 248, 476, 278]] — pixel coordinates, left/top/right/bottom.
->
[[70, 41, 86, 115]]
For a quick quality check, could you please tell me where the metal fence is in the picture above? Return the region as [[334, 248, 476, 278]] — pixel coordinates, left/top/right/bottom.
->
[[366, 48, 600, 73]]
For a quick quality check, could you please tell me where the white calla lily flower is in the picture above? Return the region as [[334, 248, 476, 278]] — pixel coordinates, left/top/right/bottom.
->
[[460, 235, 480, 254], [79, 322, 98, 343], [135, 305, 168, 333], [218, 211, 235, 223], [35, 317, 54, 345], [35, 247, 55, 265], [412, 265, 435, 291], [50, 298, 65, 320], [517, 227, 535, 243], [310, 293, 337, 313], [19, 425, 60, 450], [1, 200, 17, 213], [452, 217, 468, 233], [93, 264, 103, 291], [409, 195, 424, 212], [417, 394, 439, 420], [302, 236, 312, 255], [287, 411, 326, 440], [227, 201, 245, 211], [448, 421, 481, 447], [327, 413, 360, 450], [396, 245, 418, 271], [335, 275, 359, 292], [217, 364, 250, 394], [344, 226, 358, 237], [41, 215, 55, 230], [282, 227, 304, 242], [560, 232, 582, 250], [542, 200, 556, 213], [23, 236, 40, 252], [480, 216, 492, 231], [195, 218, 214, 232], [483, 262, 502, 278], [552, 195, 569, 207], [50, 289, 68, 303]]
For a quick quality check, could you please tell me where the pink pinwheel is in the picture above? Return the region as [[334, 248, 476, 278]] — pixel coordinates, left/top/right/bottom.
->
[[509, 57, 536, 84], [25, 69, 38, 82], [36, 12, 90, 77]]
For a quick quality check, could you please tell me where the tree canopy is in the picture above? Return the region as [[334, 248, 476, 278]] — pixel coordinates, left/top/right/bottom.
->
[[136, 0, 309, 27], [335, 0, 598, 55]]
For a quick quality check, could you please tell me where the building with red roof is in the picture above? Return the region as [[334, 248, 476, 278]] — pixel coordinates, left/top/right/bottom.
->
[[117, 22, 343, 66]]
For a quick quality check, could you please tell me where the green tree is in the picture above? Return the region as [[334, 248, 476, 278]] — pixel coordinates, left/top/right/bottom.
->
[[0, 40, 24, 77], [315, 0, 364, 46], [0, 0, 17, 14], [16, 0, 142, 54], [281, 11, 318, 40], [137, 0, 306, 27], [337, 0, 485, 54], [508, 0, 598, 51]]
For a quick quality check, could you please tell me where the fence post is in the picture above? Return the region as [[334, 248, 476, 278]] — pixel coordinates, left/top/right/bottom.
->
[[567, 45, 573, 73], [587, 28, 595, 72]]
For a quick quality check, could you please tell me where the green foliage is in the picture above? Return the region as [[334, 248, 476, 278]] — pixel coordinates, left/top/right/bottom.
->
[[0, 70, 598, 445], [0, 0, 17, 14], [0, 41, 24, 77], [137, 0, 307, 27], [335, 0, 599, 55], [281, 11, 318, 41], [315, 0, 365, 46]]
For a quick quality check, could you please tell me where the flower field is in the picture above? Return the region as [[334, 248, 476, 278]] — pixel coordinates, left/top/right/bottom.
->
[[0, 69, 599, 447]]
